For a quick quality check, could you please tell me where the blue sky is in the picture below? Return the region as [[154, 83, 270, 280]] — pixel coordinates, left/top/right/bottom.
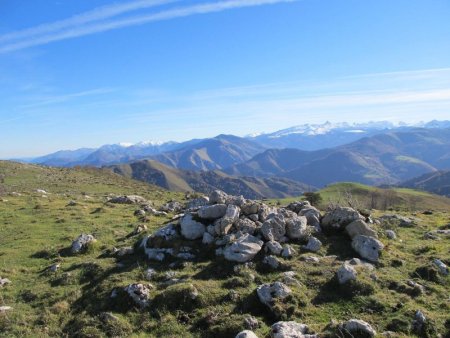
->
[[1, 0, 450, 158]]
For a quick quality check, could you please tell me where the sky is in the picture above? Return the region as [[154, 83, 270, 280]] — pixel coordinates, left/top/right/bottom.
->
[[1, 0, 450, 158]]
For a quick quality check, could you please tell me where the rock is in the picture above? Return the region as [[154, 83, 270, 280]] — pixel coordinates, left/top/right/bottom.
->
[[49, 263, 60, 272], [202, 232, 215, 245], [132, 224, 147, 235], [198, 204, 227, 219], [235, 218, 258, 235], [336, 263, 357, 284], [258, 204, 275, 222], [226, 195, 246, 207], [282, 271, 301, 286], [281, 245, 296, 258], [285, 215, 308, 239], [345, 258, 374, 271], [124, 283, 152, 308], [224, 234, 263, 263], [385, 230, 397, 239], [256, 282, 291, 310], [99, 312, 119, 323], [380, 214, 415, 227], [186, 196, 209, 209], [180, 214, 206, 240], [134, 209, 146, 217], [0, 306, 12, 313], [144, 248, 173, 261], [432, 259, 449, 275], [412, 310, 426, 333], [346, 220, 377, 239], [150, 223, 179, 242], [145, 268, 156, 281], [341, 319, 376, 337], [321, 206, 364, 231], [36, 189, 47, 194], [263, 255, 281, 269], [209, 190, 228, 204], [66, 200, 77, 207], [109, 195, 147, 204], [248, 214, 259, 222], [244, 315, 259, 330], [241, 202, 260, 216], [236, 330, 258, 338], [351, 235, 384, 263], [214, 205, 240, 235], [304, 237, 322, 252], [116, 246, 134, 257], [265, 241, 283, 255], [71, 234, 96, 254], [300, 256, 320, 263], [298, 205, 321, 229], [271, 321, 317, 338], [160, 201, 183, 213], [261, 214, 286, 241], [0, 277, 11, 287]]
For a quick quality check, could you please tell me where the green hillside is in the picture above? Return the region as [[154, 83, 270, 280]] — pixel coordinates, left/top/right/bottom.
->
[[0, 161, 449, 337]]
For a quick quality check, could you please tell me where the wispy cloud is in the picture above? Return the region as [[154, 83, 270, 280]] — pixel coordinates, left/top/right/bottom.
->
[[0, 0, 297, 54]]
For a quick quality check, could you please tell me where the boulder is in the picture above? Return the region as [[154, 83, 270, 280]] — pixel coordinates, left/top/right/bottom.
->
[[160, 201, 183, 213], [244, 315, 260, 330], [198, 204, 227, 219], [285, 215, 308, 239], [304, 237, 322, 252], [236, 330, 258, 338], [261, 214, 286, 241], [385, 230, 397, 239], [180, 214, 206, 240], [124, 283, 152, 308], [0, 277, 11, 287], [263, 255, 281, 269], [71, 234, 96, 254], [209, 190, 228, 204], [186, 196, 209, 209], [281, 245, 296, 258], [235, 218, 258, 235], [108, 195, 147, 204], [256, 282, 291, 309], [340, 319, 376, 337], [265, 241, 283, 255], [223, 234, 263, 263], [321, 206, 364, 231], [346, 220, 377, 239], [271, 321, 317, 338], [202, 232, 215, 245], [351, 235, 384, 263], [241, 202, 260, 216], [336, 264, 357, 284], [214, 205, 240, 235], [432, 259, 449, 275], [258, 204, 275, 222], [299, 205, 321, 229]]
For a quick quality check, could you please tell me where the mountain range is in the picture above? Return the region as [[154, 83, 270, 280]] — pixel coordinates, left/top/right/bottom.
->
[[401, 170, 450, 197], [108, 159, 311, 199]]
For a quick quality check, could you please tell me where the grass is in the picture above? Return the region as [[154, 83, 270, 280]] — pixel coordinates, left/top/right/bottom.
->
[[0, 162, 449, 337]]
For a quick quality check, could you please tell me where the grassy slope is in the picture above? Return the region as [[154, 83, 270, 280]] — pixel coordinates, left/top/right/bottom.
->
[[0, 162, 449, 337]]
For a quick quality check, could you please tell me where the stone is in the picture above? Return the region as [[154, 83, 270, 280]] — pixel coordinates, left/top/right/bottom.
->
[[109, 195, 147, 204], [432, 259, 449, 275], [198, 204, 227, 219], [202, 232, 215, 245], [258, 204, 275, 222], [134, 209, 146, 217], [180, 214, 206, 240], [160, 201, 183, 213], [132, 224, 147, 235], [124, 283, 152, 308], [186, 196, 209, 209], [263, 255, 281, 269], [145, 268, 156, 281], [380, 214, 415, 227], [223, 234, 263, 263], [300, 256, 320, 263], [341, 319, 376, 337], [49, 263, 60, 272], [337, 264, 357, 284], [214, 204, 240, 235], [352, 235, 384, 263], [346, 220, 377, 239], [265, 241, 283, 255], [116, 246, 134, 257], [0, 277, 11, 287], [235, 218, 258, 235], [412, 310, 426, 333], [241, 202, 260, 216], [281, 245, 296, 258], [0, 306, 12, 313], [235, 330, 258, 338], [71, 234, 96, 254], [261, 214, 286, 241], [282, 271, 301, 286], [345, 258, 374, 271], [385, 230, 397, 239], [226, 195, 246, 207], [321, 206, 364, 231], [285, 215, 308, 239], [304, 237, 322, 252], [256, 282, 291, 309], [209, 190, 228, 204], [271, 321, 317, 338], [248, 214, 259, 222], [244, 315, 259, 330]]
